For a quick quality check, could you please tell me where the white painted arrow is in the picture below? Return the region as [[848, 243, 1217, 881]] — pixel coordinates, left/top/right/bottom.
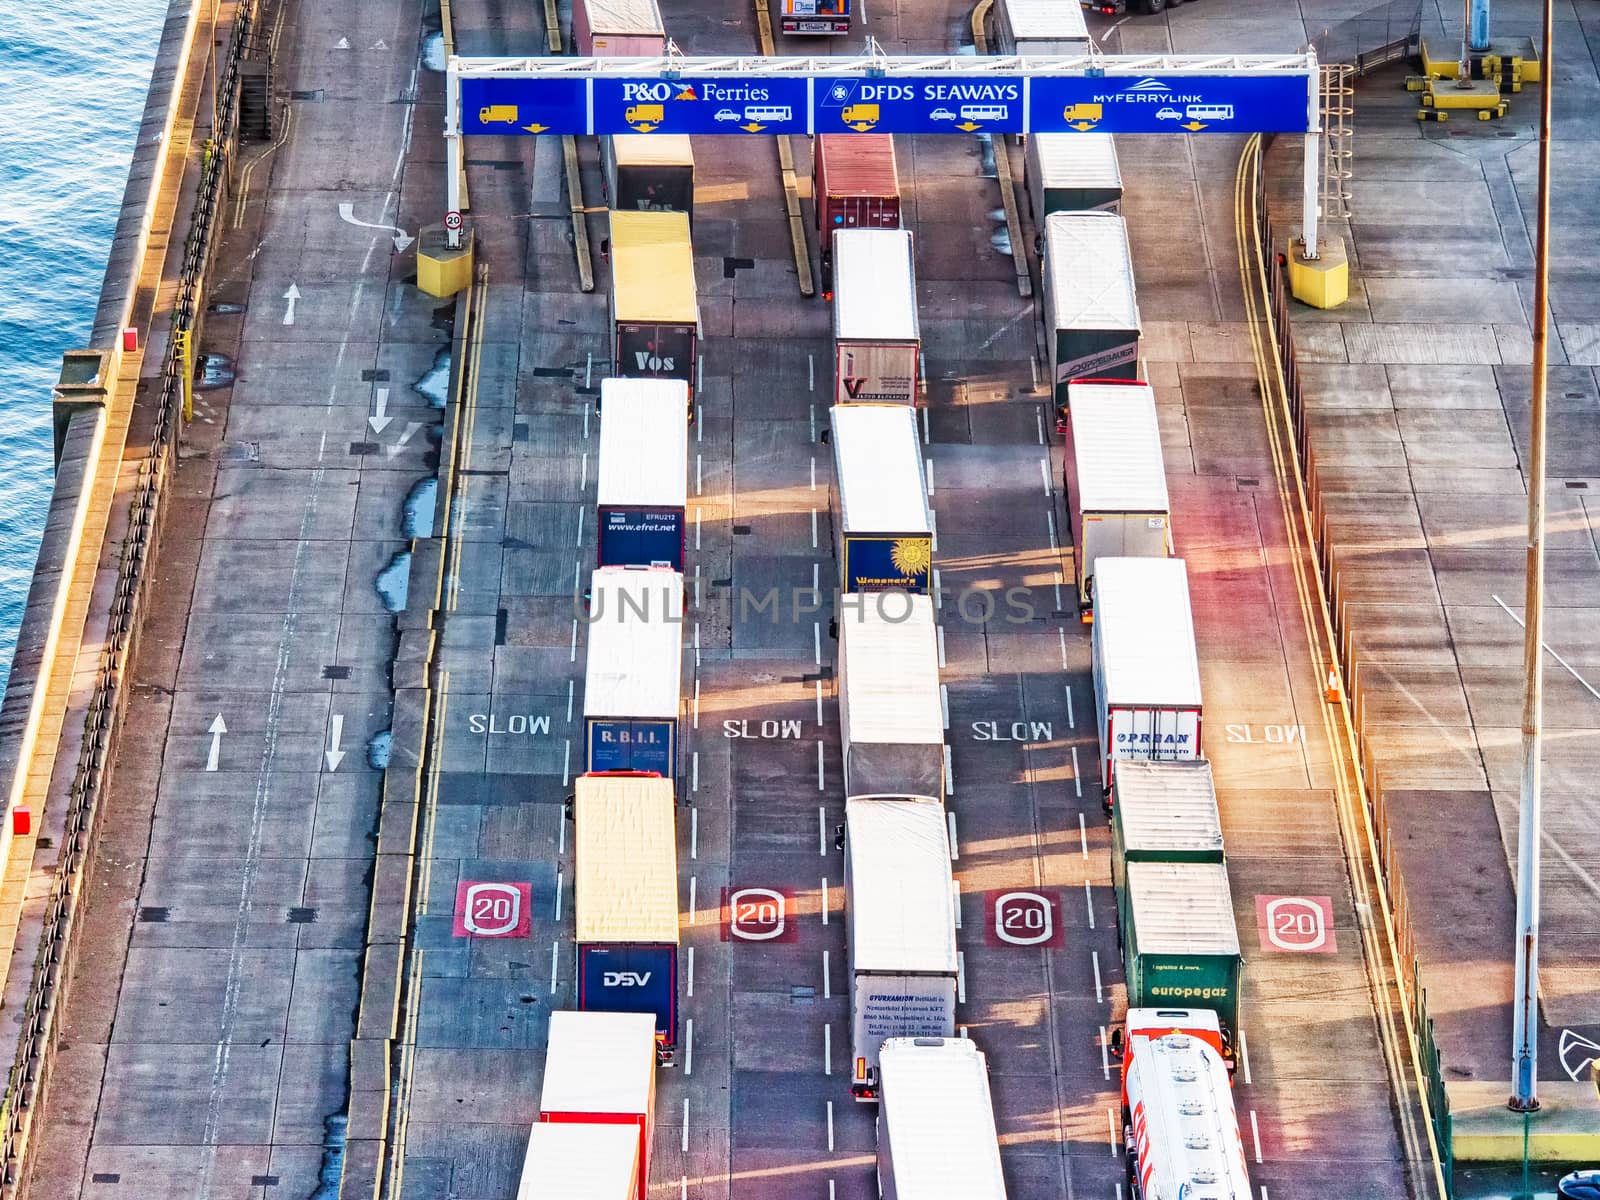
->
[[281, 283, 301, 325], [387, 421, 425, 458], [369, 387, 392, 434], [334, 36, 350, 49], [338, 202, 414, 253], [325, 714, 346, 772], [205, 714, 227, 772]]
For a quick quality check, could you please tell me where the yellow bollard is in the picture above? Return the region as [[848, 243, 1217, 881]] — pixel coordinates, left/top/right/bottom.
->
[[174, 329, 194, 421]]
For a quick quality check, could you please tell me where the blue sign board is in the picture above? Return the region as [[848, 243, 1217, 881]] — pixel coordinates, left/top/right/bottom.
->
[[842, 534, 932, 594], [599, 508, 685, 572], [460, 69, 1312, 137], [579, 944, 678, 1045], [586, 717, 676, 776]]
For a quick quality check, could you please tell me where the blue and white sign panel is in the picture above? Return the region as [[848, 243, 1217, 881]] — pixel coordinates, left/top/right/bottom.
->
[[459, 70, 1312, 137]]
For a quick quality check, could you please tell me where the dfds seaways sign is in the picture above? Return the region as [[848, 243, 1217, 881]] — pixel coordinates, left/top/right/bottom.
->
[[459, 69, 1314, 137]]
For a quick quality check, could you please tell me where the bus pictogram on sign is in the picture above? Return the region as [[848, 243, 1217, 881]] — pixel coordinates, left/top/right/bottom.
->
[[453, 881, 532, 938], [1254, 894, 1336, 954], [983, 889, 1064, 948], [720, 886, 797, 942]]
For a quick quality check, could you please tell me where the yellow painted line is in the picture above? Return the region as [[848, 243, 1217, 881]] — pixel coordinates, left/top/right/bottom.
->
[[1234, 135, 1447, 1200], [754, 0, 815, 297], [543, 0, 564, 53], [417, 670, 449, 919], [386, 945, 427, 1198], [233, 105, 293, 229]]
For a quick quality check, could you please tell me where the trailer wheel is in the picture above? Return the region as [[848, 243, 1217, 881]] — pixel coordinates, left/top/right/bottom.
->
[[1141, 0, 1168, 12]]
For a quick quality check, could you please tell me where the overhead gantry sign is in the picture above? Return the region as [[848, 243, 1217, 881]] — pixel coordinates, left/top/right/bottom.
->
[[443, 50, 1324, 250]]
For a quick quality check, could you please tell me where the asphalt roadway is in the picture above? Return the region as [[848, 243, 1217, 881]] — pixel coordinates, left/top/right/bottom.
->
[[21, 0, 1434, 1197]]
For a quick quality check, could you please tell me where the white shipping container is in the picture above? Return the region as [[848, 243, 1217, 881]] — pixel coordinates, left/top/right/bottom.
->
[[876, 1038, 1007, 1200], [1043, 211, 1142, 398], [1066, 381, 1170, 611], [517, 1122, 641, 1200], [1090, 557, 1202, 800], [845, 798, 958, 1100], [1025, 132, 1123, 218], [584, 568, 684, 723], [833, 229, 920, 405], [575, 0, 666, 55], [838, 593, 944, 800], [994, 0, 1089, 55], [832, 404, 930, 536], [539, 1010, 658, 1200], [598, 379, 690, 510]]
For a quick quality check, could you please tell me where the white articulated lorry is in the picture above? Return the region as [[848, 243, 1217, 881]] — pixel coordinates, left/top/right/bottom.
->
[[876, 1037, 1007, 1199], [844, 796, 958, 1101]]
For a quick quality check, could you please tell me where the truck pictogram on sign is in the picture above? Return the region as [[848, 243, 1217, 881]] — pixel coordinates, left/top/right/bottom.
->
[[1254, 894, 1336, 954], [983, 889, 1065, 948], [453, 880, 532, 938], [720, 886, 798, 942]]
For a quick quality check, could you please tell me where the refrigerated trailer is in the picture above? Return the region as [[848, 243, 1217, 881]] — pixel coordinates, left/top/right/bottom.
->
[[815, 135, 901, 270], [1090, 557, 1202, 803], [583, 568, 683, 776], [1118, 1008, 1251, 1200], [572, 777, 680, 1062], [877, 1038, 1007, 1200], [830, 403, 932, 594], [832, 228, 920, 406], [1121, 861, 1242, 1060], [1043, 211, 1142, 417], [994, 0, 1090, 55], [539, 1010, 658, 1200], [516, 1122, 642, 1200], [838, 592, 944, 801], [1025, 132, 1123, 219], [609, 211, 699, 414], [844, 798, 958, 1101], [1110, 760, 1222, 904], [605, 135, 695, 218], [1065, 380, 1170, 617], [597, 379, 688, 571], [574, 0, 667, 55]]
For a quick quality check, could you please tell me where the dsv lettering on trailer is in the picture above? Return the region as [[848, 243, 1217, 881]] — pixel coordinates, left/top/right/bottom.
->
[[602, 971, 653, 987]]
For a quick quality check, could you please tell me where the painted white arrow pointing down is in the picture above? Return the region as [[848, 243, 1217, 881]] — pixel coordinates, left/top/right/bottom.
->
[[369, 387, 392, 434], [338, 202, 414, 253], [325, 714, 346, 772]]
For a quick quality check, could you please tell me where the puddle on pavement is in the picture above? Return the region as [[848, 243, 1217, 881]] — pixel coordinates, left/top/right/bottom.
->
[[207, 302, 245, 315], [368, 730, 392, 770], [307, 1112, 347, 1200], [403, 477, 437, 539], [422, 31, 446, 71], [195, 353, 235, 390], [990, 227, 1013, 255], [414, 346, 450, 408], [376, 551, 412, 613], [976, 133, 996, 178]]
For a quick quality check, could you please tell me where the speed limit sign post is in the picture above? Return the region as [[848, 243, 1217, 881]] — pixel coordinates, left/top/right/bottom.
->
[[444, 210, 464, 232]]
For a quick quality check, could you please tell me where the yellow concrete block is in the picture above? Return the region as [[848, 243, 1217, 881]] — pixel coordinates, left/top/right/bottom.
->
[[1427, 78, 1504, 111], [1448, 1081, 1600, 1163], [1288, 234, 1349, 311], [417, 225, 474, 298]]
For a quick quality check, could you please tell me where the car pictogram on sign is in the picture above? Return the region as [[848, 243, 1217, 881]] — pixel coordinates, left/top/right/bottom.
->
[[720, 886, 798, 942], [983, 889, 1065, 948], [453, 880, 532, 938], [1254, 894, 1336, 954]]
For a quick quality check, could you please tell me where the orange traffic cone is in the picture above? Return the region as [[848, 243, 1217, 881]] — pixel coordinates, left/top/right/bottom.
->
[[1324, 667, 1341, 704]]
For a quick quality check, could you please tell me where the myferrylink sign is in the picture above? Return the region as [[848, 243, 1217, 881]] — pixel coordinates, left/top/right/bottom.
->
[[456, 60, 1315, 137]]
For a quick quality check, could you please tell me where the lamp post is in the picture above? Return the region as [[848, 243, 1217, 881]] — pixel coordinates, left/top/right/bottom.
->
[[1509, 0, 1555, 1116]]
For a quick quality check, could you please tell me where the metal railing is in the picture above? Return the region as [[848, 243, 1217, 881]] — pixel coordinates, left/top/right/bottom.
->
[[0, 4, 259, 1192], [1309, 0, 1424, 76]]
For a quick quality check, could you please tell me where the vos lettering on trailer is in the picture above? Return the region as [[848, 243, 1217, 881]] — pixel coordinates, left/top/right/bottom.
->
[[457, 69, 1315, 138], [842, 535, 931, 594], [579, 944, 678, 1043], [587, 717, 676, 776], [616, 323, 696, 396], [599, 507, 685, 571]]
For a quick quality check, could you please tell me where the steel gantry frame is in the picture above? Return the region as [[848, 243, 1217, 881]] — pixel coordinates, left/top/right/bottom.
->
[[444, 51, 1325, 258]]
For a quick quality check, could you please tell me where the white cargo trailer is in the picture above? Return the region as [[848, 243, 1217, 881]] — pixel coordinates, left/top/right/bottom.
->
[[830, 404, 933, 594], [1090, 557, 1201, 805], [993, 0, 1089, 56], [876, 1037, 1007, 1199], [539, 1010, 659, 1200], [1043, 211, 1142, 420], [833, 229, 920, 405], [838, 592, 944, 801], [1025, 132, 1123, 219], [516, 1122, 641, 1200], [1065, 380, 1170, 616], [845, 798, 958, 1101], [597, 379, 689, 571], [583, 567, 684, 776]]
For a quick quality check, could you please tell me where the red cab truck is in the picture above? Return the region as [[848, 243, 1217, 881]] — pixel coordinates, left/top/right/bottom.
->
[[814, 135, 901, 291]]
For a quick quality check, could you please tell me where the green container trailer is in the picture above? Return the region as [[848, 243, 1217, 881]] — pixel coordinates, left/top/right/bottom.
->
[[1110, 759, 1223, 904], [1121, 860, 1242, 1050]]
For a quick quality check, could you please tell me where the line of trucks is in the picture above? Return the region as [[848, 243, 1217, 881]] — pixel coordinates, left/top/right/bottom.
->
[[507, 7, 1247, 1191]]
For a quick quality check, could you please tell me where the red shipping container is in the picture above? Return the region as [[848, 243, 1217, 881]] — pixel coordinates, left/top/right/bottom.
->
[[814, 134, 901, 256]]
